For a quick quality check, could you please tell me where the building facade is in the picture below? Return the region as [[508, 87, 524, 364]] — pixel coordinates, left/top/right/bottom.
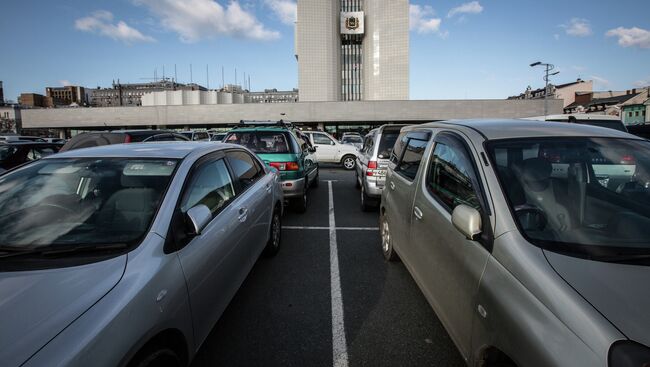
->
[[296, 0, 408, 102], [46, 86, 87, 106], [0, 105, 21, 133], [508, 79, 593, 108], [621, 88, 649, 125], [90, 80, 206, 107], [18, 93, 47, 108], [247, 88, 299, 103]]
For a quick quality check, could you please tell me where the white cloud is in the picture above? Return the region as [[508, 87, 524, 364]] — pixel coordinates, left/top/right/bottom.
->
[[606, 27, 650, 49], [447, 1, 483, 18], [590, 75, 610, 88], [561, 18, 592, 37], [410, 5, 446, 37], [634, 77, 650, 88], [134, 0, 280, 42], [264, 0, 296, 26], [59, 80, 71, 86], [74, 10, 155, 44]]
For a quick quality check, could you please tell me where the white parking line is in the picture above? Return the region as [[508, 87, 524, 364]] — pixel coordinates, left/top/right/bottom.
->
[[282, 226, 379, 231], [329, 181, 349, 367]]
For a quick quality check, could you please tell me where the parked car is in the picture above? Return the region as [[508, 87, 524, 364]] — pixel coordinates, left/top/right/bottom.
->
[[0, 135, 46, 142], [303, 130, 359, 170], [0, 141, 62, 173], [381, 119, 650, 367], [340, 135, 363, 150], [179, 130, 211, 141], [524, 114, 628, 132], [42, 137, 67, 144], [0, 142, 283, 367], [59, 130, 190, 152], [224, 121, 318, 212], [210, 132, 228, 142], [355, 124, 406, 210]]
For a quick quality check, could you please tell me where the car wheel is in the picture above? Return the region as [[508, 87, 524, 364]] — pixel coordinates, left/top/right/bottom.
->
[[292, 183, 308, 213], [342, 155, 356, 170], [130, 346, 181, 367], [263, 209, 281, 257], [380, 214, 399, 262], [360, 184, 374, 212]]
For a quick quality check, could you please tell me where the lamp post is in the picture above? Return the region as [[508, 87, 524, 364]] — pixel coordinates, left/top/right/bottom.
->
[[530, 61, 559, 116]]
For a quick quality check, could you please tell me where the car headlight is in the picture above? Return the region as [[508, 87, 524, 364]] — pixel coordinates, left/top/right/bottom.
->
[[609, 341, 650, 367]]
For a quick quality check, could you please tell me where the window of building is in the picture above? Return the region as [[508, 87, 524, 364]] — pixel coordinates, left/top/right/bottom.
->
[[636, 111, 640, 117]]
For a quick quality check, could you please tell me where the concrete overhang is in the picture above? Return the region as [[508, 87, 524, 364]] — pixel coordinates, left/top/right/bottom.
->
[[21, 99, 563, 129]]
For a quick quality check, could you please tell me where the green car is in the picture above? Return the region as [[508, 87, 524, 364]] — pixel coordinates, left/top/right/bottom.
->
[[224, 121, 319, 213]]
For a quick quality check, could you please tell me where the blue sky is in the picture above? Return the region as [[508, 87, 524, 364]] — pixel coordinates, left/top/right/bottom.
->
[[1, 0, 649, 102]]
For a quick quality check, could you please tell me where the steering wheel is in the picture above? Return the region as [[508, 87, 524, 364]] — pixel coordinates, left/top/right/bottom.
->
[[514, 205, 548, 231]]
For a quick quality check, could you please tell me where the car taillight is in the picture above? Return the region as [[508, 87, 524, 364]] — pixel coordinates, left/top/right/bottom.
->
[[124, 135, 132, 143], [368, 161, 378, 169], [620, 155, 635, 164], [269, 162, 300, 171]]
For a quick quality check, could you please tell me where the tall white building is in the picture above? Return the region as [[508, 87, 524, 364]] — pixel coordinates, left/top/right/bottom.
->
[[296, 0, 409, 102]]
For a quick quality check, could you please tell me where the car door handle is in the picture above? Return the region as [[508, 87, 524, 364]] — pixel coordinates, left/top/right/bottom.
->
[[238, 207, 248, 222], [389, 181, 395, 191], [413, 206, 423, 220], [265, 183, 272, 192]]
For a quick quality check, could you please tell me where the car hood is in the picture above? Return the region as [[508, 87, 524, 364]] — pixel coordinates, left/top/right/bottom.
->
[[0, 255, 126, 367], [545, 251, 650, 346]]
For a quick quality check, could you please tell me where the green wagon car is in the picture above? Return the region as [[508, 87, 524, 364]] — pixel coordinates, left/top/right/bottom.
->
[[224, 121, 319, 213]]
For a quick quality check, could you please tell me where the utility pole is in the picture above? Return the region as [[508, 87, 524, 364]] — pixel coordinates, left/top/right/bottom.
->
[[206, 64, 210, 89], [530, 61, 559, 116], [190, 64, 193, 84]]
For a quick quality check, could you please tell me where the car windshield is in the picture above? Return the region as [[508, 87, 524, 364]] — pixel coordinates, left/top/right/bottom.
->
[[225, 131, 293, 154], [342, 136, 362, 143], [0, 158, 177, 249], [488, 137, 650, 257]]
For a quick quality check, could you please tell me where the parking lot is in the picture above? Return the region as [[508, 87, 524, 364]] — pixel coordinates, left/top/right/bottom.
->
[[190, 166, 464, 367]]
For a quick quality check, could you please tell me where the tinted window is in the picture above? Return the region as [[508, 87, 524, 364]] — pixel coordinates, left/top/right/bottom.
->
[[363, 135, 375, 154], [396, 137, 428, 180], [377, 130, 401, 159], [427, 139, 481, 212], [0, 146, 17, 161], [28, 147, 58, 160], [390, 132, 408, 165], [181, 159, 235, 215], [227, 151, 263, 190], [312, 133, 335, 145], [225, 131, 294, 154]]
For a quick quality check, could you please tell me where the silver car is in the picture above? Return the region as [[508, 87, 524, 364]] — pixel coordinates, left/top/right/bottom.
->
[[381, 120, 650, 367], [355, 124, 406, 211], [0, 142, 283, 367]]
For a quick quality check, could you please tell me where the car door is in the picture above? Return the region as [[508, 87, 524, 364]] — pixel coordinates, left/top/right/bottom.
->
[[384, 130, 431, 257], [174, 154, 253, 345], [357, 133, 375, 180], [225, 149, 273, 263], [310, 132, 338, 162], [408, 131, 491, 359]]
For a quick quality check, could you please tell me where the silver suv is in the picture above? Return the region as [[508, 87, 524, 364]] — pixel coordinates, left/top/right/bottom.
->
[[355, 125, 405, 211], [381, 120, 650, 367]]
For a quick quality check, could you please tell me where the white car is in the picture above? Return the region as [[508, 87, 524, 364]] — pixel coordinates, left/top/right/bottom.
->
[[304, 131, 359, 170]]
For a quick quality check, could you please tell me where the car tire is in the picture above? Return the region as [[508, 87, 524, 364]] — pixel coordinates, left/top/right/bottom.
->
[[129, 346, 182, 367], [292, 182, 308, 213], [263, 208, 281, 257], [380, 214, 399, 262], [341, 155, 356, 170], [360, 184, 374, 212]]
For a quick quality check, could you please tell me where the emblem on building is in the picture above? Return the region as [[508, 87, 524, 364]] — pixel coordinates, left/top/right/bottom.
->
[[345, 16, 359, 30]]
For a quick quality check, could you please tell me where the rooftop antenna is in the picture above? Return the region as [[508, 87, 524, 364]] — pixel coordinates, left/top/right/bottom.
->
[[174, 64, 177, 84], [162, 65, 165, 81], [190, 64, 193, 84], [248, 75, 251, 91], [243, 72, 246, 90], [221, 66, 225, 89], [235, 67, 237, 86]]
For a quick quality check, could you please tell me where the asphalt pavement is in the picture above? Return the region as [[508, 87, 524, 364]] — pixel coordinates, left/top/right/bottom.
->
[[191, 166, 464, 367]]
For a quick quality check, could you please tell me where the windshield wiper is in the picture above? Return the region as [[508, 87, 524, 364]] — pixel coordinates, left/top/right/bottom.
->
[[0, 243, 128, 259], [594, 253, 650, 264]]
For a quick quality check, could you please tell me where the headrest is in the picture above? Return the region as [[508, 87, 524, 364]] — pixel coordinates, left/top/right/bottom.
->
[[521, 158, 552, 184]]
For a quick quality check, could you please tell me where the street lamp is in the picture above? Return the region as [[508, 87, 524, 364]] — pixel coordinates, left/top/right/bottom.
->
[[530, 61, 559, 116]]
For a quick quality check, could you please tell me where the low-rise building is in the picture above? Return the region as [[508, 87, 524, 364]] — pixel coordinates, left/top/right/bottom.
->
[[509, 79, 593, 108], [0, 105, 22, 132], [564, 89, 644, 117], [90, 80, 207, 107], [18, 93, 47, 108], [45, 86, 87, 106], [247, 88, 299, 103], [621, 88, 649, 125]]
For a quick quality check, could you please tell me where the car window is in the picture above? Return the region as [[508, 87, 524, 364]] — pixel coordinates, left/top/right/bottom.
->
[[395, 136, 429, 181], [390, 132, 408, 165], [312, 133, 335, 145], [363, 135, 375, 154], [0, 145, 17, 161], [226, 151, 264, 190], [195, 132, 209, 141], [427, 137, 482, 212], [378, 130, 401, 159], [28, 147, 57, 160], [181, 159, 235, 215], [225, 131, 294, 154]]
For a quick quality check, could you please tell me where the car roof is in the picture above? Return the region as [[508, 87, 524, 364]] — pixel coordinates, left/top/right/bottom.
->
[[47, 142, 240, 160], [524, 114, 623, 121], [0, 141, 60, 146], [413, 119, 639, 140]]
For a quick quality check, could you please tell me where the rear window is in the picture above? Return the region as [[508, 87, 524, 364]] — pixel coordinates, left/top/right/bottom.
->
[[378, 129, 401, 159], [225, 131, 295, 154]]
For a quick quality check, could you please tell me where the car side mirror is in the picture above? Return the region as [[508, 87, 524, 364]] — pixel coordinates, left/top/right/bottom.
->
[[452, 204, 482, 241], [186, 205, 212, 236], [308, 146, 317, 153]]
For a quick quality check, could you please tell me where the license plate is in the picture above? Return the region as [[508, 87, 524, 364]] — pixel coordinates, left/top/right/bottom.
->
[[375, 170, 387, 176]]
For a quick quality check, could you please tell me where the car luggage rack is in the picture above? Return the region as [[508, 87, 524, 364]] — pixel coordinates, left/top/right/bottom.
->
[[235, 120, 294, 129]]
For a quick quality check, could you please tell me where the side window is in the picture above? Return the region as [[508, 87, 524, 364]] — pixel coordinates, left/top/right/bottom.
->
[[181, 159, 235, 215], [427, 137, 482, 212], [396, 137, 428, 180], [227, 151, 263, 190], [390, 132, 409, 165], [313, 133, 334, 145], [363, 135, 374, 154]]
